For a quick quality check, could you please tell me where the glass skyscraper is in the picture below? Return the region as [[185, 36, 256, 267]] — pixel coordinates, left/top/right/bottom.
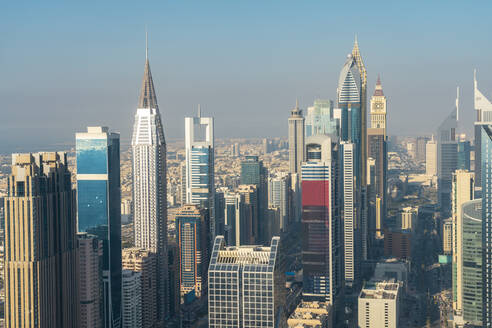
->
[[305, 99, 338, 138], [76, 126, 122, 328], [482, 125, 492, 327]]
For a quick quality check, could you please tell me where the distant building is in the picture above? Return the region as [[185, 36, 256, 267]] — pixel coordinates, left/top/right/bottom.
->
[[4, 152, 78, 327], [384, 229, 411, 259], [268, 173, 290, 232], [184, 109, 215, 237], [176, 204, 210, 301], [289, 100, 305, 175], [207, 236, 286, 328], [457, 140, 471, 171], [122, 270, 142, 328], [358, 280, 401, 328], [287, 301, 333, 328], [122, 248, 158, 328], [305, 99, 337, 138], [442, 219, 452, 255], [78, 234, 103, 328], [399, 207, 418, 231], [416, 136, 429, 162], [425, 136, 437, 176]]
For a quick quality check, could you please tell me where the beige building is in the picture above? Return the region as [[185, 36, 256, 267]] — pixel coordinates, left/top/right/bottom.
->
[[287, 301, 333, 328], [122, 248, 158, 328], [426, 136, 437, 176], [399, 206, 418, 231], [442, 219, 453, 255], [288, 100, 305, 175], [358, 280, 401, 328], [452, 170, 475, 313], [370, 75, 387, 134], [78, 233, 103, 328], [4, 152, 79, 328]]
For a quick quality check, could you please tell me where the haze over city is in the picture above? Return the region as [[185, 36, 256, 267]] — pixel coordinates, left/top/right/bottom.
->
[[2, 0, 492, 153]]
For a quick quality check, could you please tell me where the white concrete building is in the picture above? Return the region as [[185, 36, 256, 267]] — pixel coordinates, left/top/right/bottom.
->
[[358, 280, 401, 328]]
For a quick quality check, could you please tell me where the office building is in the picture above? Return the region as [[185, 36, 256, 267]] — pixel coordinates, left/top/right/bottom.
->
[[76, 126, 122, 328], [458, 199, 482, 326], [383, 229, 411, 259], [474, 71, 492, 188], [78, 234, 103, 328], [426, 136, 438, 176], [287, 301, 333, 328], [4, 152, 78, 327], [122, 248, 158, 328], [236, 184, 259, 245], [305, 99, 338, 138], [301, 136, 341, 304], [168, 242, 181, 321], [452, 170, 474, 314], [176, 204, 210, 301], [481, 124, 492, 326], [241, 156, 268, 242], [358, 280, 401, 328], [289, 100, 305, 175], [208, 236, 286, 328], [416, 136, 429, 163], [122, 270, 142, 328], [268, 173, 290, 232], [458, 139, 471, 171], [437, 91, 459, 217], [131, 48, 169, 318], [442, 219, 452, 255], [184, 109, 215, 237]]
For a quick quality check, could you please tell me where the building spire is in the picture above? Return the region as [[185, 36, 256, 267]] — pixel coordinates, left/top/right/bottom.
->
[[456, 86, 460, 121], [138, 31, 158, 110], [373, 74, 384, 96], [145, 27, 148, 61], [296, 98, 299, 109]]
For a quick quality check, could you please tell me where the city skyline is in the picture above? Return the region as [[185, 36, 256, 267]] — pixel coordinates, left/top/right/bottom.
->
[[2, 1, 492, 153]]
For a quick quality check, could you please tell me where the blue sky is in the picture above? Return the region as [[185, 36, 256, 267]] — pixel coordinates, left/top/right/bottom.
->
[[1, 0, 492, 152]]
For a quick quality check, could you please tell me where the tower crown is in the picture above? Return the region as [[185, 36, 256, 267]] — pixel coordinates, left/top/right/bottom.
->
[[373, 75, 384, 97]]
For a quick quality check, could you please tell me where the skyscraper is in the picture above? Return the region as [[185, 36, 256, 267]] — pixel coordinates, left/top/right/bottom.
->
[[176, 204, 210, 301], [305, 99, 338, 138], [76, 126, 122, 328], [301, 136, 341, 304], [240, 155, 268, 242], [131, 47, 169, 319], [481, 125, 492, 326], [437, 94, 458, 217], [184, 108, 215, 237], [268, 173, 290, 232], [426, 136, 438, 176], [236, 184, 259, 245], [369, 75, 387, 134], [289, 100, 305, 175], [4, 152, 78, 327], [474, 70, 492, 188], [207, 236, 286, 328], [121, 270, 142, 328]]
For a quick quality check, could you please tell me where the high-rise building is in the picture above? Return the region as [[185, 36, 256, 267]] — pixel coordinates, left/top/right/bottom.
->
[[240, 156, 268, 242], [474, 71, 492, 188], [78, 233, 103, 328], [442, 219, 452, 255], [301, 136, 341, 304], [457, 139, 471, 171], [289, 100, 305, 175], [207, 236, 286, 328], [452, 170, 474, 315], [268, 173, 290, 232], [481, 125, 492, 326], [4, 152, 78, 327], [426, 136, 438, 176], [399, 206, 418, 231], [416, 136, 429, 163], [459, 199, 482, 326], [305, 99, 338, 138], [122, 270, 142, 328], [176, 204, 210, 301], [236, 184, 259, 245], [369, 75, 387, 134], [184, 109, 215, 237], [122, 248, 158, 328], [358, 280, 401, 328], [437, 95, 458, 217], [76, 126, 122, 328], [131, 49, 169, 319]]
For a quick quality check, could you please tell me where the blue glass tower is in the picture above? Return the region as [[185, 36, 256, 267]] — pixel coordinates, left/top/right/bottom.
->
[[458, 140, 471, 170], [76, 126, 121, 328]]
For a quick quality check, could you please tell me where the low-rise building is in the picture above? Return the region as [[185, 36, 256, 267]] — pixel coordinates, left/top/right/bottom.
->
[[358, 280, 401, 328], [287, 301, 333, 328]]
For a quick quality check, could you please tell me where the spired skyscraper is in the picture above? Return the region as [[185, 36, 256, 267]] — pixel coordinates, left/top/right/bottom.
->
[[76, 126, 122, 328], [474, 70, 492, 189], [131, 44, 169, 320]]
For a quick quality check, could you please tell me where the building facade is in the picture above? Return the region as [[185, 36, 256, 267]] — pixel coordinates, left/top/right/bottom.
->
[[358, 280, 401, 328], [426, 136, 438, 176], [121, 270, 142, 328], [4, 152, 78, 327], [76, 126, 122, 328], [207, 236, 286, 328], [481, 125, 492, 326], [131, 52, 169, 318], [268, 173, 290, 232], [474, 71, 492, 188], [305, 99, 338, 138]]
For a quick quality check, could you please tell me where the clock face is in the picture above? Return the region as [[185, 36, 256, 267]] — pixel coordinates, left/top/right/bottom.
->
[[373, 102, 383, 110]]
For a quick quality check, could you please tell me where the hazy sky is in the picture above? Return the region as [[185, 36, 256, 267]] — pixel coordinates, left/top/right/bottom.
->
[[1, 0, 492, 153]]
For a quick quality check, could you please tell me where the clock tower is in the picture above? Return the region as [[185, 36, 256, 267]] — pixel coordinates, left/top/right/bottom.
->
[[370, 75, 387, 135]]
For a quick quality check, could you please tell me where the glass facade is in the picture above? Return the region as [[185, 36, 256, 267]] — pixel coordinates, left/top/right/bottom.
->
[[76, 129, 121, 328], [482, 125, 492, 327], [458, 140, 471, 171]]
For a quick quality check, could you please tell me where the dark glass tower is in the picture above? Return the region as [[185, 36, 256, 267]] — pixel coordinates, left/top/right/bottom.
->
[[76, 127, 121, 328]]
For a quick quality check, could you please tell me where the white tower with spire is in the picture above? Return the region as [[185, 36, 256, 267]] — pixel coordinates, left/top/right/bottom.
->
[[131, 37, 169, 320], [473, 70, 492, 187]]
